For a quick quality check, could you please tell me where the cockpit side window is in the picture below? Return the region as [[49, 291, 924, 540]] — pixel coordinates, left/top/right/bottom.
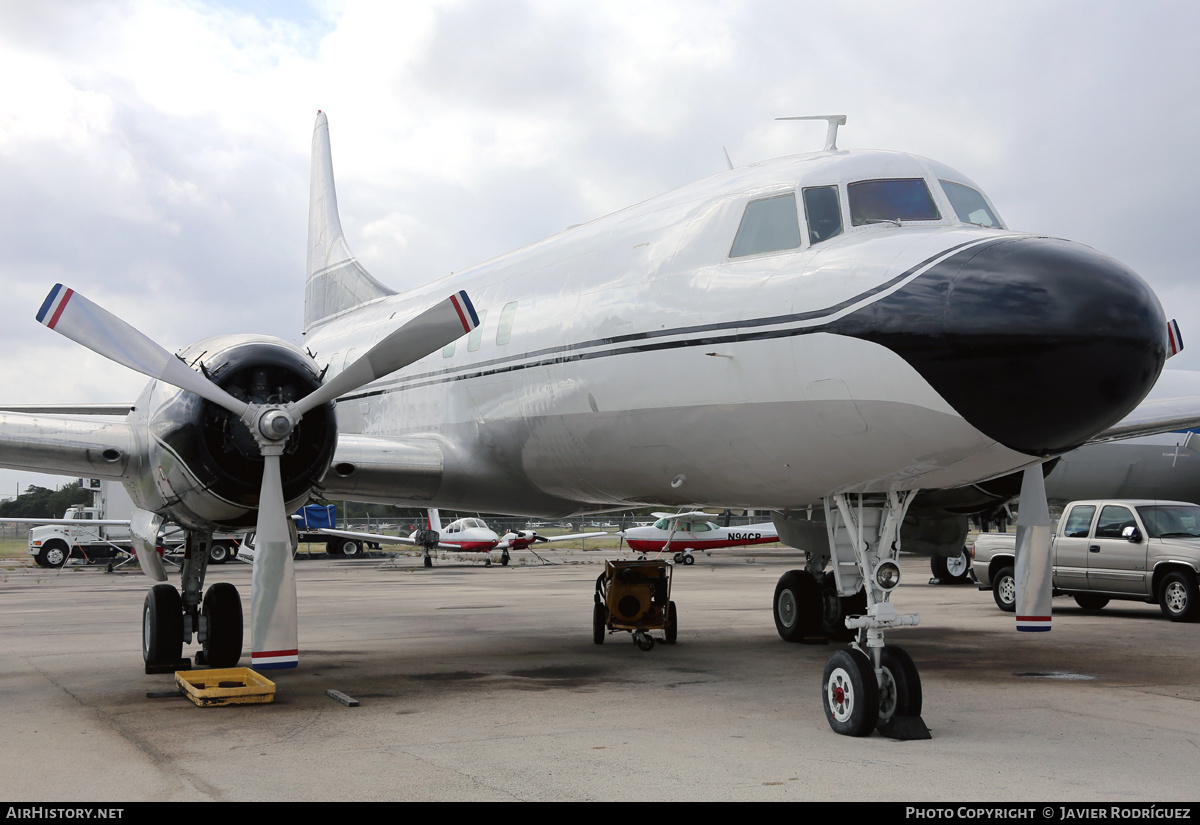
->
[[802, 185, 843, 245], [848, 179, 941, 226], [730, 193, 802, 258], [940, 180, 1002, 228]]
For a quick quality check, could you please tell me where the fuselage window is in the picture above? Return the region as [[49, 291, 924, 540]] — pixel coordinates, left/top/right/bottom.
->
[[443, 341, 455, 358], [496, 301, 517, 346], [802, 185, 843, 245], [848, 179, 941, 226], [729, 193, 802, 258], [467, 310, 487, 352], [342, 348, 357, 371], [940, 180, 1002, 228]]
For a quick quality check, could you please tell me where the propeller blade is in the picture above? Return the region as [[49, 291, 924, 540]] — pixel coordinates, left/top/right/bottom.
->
[[1014, 463, 1053, 632], [36, 284, 249, 417], [293, 291, 479, 416], [249, 452, 299, 669]]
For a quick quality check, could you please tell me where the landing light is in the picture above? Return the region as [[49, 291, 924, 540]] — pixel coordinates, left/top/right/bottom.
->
[[874, 560, 901, 591]]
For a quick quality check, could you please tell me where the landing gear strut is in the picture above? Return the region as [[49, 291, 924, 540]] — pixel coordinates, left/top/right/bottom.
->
[[143, 532, 245, 673], [777, 492, 930, 738]]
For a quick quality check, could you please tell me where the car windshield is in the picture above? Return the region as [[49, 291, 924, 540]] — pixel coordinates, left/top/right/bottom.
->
[[1135, 505, 1200, 538]]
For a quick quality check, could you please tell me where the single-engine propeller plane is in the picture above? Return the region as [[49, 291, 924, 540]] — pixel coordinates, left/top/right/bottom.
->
[[620, 511, 779, 563], [0, 111, 1187, 736]]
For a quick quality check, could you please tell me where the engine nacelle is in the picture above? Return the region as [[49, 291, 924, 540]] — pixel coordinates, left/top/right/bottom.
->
[[127, 335, 338, 531]]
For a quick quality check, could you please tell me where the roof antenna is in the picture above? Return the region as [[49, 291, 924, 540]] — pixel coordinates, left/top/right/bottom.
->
[[776, 114, 847, 152]]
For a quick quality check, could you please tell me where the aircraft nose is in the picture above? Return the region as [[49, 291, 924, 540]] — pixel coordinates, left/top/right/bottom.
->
[[833, 236, 1167, 455]]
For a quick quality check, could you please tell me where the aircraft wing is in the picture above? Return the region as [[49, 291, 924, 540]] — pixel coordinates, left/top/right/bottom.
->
[[495, 530, 607, 548], [0, 404, 134, 415], [319, 433, 444, 504], [650, 511, 716, 521], [0, 411, 135, 480], [1089, 394, 1200, 443], [0, 518, 130, 526], [316, 527, 467, 550], [539, 531, 608, 542]]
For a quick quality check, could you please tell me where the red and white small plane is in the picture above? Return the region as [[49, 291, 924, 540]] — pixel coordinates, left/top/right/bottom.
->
[[321, 509, 607, 567], [620, 511, 779, 564]]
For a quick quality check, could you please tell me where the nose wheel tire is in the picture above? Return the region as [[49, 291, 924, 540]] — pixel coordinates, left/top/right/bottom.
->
[[682, 554, 695, 566], [877, 645, 922, 727], [143, 584, 184, 668], [822, 648, 879, 736]]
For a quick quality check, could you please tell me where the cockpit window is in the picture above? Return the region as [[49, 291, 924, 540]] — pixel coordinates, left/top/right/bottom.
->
[[940, 180, 1002, 228], [730, 193, 802, 258], [848, 179, 941, 226], [802, 185, 843, 245]]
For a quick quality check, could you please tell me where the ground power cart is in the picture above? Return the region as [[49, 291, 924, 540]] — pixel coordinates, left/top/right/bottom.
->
[[593, 559, 677, 650]]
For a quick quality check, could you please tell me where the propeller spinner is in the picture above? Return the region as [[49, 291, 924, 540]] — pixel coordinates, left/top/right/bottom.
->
[[38, 284, 479, 668]]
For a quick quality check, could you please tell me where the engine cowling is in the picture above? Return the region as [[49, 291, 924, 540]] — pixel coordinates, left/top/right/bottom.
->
[[130, 335, 338, 531]]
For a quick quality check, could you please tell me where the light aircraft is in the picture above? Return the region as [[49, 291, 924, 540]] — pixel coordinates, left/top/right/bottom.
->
[[620, 511, 779, 563], [0, 111, 1184, 737], [320, 508, 606, 567]]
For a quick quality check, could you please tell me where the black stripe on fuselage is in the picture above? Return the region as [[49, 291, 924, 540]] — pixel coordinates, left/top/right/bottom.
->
[[339, 238, 990, 400]]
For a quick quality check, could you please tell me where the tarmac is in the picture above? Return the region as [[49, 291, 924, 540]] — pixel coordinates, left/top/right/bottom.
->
[[2, 547, 1198, 802]]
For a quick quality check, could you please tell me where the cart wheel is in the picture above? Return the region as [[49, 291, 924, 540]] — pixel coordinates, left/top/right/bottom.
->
[[634, 630, 654, 651], [592, 603, 607, 645], [665, 601, 678, 644]]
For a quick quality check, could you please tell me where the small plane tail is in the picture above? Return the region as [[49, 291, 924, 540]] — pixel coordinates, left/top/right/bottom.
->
[[427, 508, 443, 532], [305, 111, 396, 334]]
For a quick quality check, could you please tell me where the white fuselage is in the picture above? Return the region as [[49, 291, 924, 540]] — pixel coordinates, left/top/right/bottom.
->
[[301, 148, 1163, 517]]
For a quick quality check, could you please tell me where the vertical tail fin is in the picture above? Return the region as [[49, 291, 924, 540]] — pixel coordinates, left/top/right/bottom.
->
[[427, 508, 442, 532], [305, 111, 396, 333]]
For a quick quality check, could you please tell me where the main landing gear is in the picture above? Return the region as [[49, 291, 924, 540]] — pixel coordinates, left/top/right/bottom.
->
[[774, 492, 930, 739], [143, 532, 244, 674]]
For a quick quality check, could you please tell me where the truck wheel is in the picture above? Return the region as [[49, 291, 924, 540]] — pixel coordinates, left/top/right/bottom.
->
[[143, 584, 183, 667], [993, 566, 1017, 612], [208, 542, 231, 565], [339, 539, 363, 557], [1159, 571, 1200, 622], [202, 582, 243, 667], [37, 541, 69, 568], [1074, 593, 1109, 611]]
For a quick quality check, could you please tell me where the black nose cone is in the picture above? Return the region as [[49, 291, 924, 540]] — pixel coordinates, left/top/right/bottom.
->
[[829, 236, 1167, 455]]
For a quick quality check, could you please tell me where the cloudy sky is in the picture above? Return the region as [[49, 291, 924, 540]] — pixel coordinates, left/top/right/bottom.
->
[[1, 0, 1198, 497]]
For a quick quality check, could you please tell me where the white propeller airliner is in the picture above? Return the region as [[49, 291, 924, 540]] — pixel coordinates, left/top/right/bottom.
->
[[0, 112, 1186, 737]]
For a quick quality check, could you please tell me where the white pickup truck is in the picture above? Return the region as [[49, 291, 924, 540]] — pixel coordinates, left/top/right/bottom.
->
[[970, 499, 1200, 621]]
